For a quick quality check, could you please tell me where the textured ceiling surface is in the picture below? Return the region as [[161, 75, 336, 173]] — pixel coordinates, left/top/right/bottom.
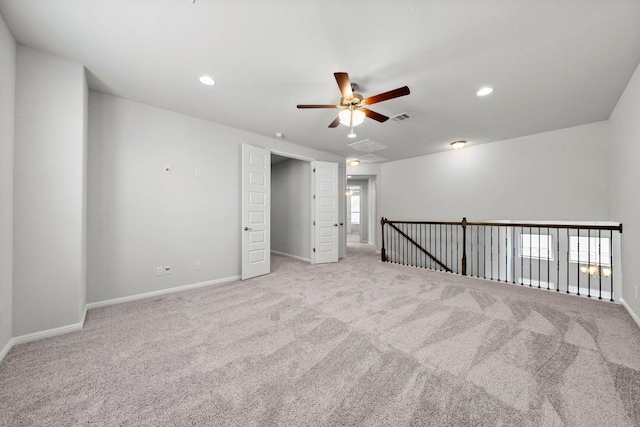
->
[[1, 0, 639, 161]]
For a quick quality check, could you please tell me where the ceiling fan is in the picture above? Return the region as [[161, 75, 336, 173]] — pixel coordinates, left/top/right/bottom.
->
[[297, 72, 410, 138]]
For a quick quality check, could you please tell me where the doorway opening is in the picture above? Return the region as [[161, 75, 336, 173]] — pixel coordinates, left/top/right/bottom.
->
[[346, 175, 377, 247], [347, 185, 361, 242], [241, 144, 342, 279], [271, 153, 312, 262]]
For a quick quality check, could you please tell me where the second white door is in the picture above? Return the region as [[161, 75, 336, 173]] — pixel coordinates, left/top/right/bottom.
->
[[313, 161, 339, 263]]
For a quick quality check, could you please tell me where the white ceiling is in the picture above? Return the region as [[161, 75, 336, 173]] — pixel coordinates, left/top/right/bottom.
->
[[2, 0, 639, 162]]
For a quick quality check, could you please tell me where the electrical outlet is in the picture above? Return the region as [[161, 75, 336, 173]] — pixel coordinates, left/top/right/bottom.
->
[[165, 265, 171, 275], [195, 168, 202, 177], [195, 261, 202, 270], [156, 266, 164, 276]]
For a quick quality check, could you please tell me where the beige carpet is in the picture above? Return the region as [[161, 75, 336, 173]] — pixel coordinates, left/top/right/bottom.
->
[[1, 242, 640, 426]]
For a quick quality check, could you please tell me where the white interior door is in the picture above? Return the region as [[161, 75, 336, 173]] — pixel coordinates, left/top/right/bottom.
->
[[242, 144, 270, 279], [313, 161, 339, 263]]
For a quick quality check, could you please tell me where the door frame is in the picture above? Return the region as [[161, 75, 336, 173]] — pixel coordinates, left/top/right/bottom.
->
[[269, 149, 318, 264], [241, 146, 345, 279]]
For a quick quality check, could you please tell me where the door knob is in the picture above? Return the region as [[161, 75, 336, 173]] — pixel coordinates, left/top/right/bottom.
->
[[333, 224, 338, 227], [244, 227, 252, 231]]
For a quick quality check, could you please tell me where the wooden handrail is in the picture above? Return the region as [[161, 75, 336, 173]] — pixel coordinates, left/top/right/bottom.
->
[[383, 218, 622, 232]]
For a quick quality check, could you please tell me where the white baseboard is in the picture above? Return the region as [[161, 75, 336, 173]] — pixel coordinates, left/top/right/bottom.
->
[[80, 304, 87, 326], [0, 276, 241, 365], [621, 297, 640, 330], [12, 320, 85, 346], [0, 338, 14, 364], [86, 275, 241, 310], [270, 250, 311, 263]]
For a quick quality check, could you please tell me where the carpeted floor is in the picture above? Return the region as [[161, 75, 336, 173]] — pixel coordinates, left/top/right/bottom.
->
[[1, 242, 640, 426]]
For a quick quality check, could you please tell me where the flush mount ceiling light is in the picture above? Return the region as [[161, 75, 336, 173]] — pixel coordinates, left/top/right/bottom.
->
[[199, 75, 216, 86], [349, 159, 361, 166], [476, 87, 493, 96], [450, 140, 467, 149]]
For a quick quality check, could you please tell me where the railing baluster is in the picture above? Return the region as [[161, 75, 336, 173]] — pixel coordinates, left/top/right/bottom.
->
[[588, 228, 591, 298], [471, 226, 475, 277], [547, 227, 550, 290], [610, 229, 614, 301], [512, 226, 516, 284], [566, 228, 570, 294], [439, 224, 443, 271], [577, 229, 580, 295], [456, 225, 460, 274], [599, 229, 602, 300], [405, 223, 408, 266], [520, 227, 524, 286], [421, 224, 424, 268], [538, 227, 541, 289], [505, 227, 508, 282], [481, 226, 484, 278], [556, 228, 560, 292], [529, 227, 532, 287], [392, 224, 395, 263], [444, 224, 447, 270], [491, 226, 494, 280]]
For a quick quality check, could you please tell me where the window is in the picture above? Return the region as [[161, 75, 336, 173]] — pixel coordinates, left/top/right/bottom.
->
[[520, 233, 553, 260], [348, 186, 360, 224], [569, 236, 610, 266]]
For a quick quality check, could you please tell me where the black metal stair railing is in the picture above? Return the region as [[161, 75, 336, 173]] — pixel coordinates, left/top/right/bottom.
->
[[380, 217, 623, 301]]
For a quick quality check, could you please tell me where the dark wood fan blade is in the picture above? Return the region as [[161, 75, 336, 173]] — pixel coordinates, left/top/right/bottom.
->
[[297, 104, 339, 109], [364, 86, 410, 105], [328, 116, 341, 128], [363, 109, 389, 123], [334, 72, 353, 100]]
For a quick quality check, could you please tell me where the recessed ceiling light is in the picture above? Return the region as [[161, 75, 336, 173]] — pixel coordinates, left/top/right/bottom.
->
[[477, 87, 493, 96], [275, 133, 284, 138], [450, 140, 467, 149], [199, 75, 216, 86], [347, 175, 352, 178]]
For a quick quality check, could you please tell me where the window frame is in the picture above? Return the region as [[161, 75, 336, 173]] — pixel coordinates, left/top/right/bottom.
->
[[519, 233, 554, 261]]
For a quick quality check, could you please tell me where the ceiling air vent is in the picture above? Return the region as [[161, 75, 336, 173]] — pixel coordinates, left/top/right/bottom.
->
[[358, 154, 388, 163], [347, 139, 389, 153], [390, 112, 411, 122]]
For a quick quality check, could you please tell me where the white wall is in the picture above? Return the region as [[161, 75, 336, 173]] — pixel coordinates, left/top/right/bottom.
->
[[88, 92, 343, 303], [271, 158, 311, 260], [13, 46, 87, 336], [610, 62, 640, 322], [380, 121, 611, 222], [0, 13, 16, 352]]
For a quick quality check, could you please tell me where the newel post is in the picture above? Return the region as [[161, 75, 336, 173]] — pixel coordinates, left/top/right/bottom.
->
[[380, 217, 387, 262], [461, 217, 468, 275]]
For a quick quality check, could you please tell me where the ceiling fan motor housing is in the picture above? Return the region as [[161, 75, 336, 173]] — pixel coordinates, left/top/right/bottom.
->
[[341, 93, 364, 108]]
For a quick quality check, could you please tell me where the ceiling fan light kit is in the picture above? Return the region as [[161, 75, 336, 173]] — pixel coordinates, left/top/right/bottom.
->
[[339, 108, 365, 127], [297, 72, 410, 138]]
